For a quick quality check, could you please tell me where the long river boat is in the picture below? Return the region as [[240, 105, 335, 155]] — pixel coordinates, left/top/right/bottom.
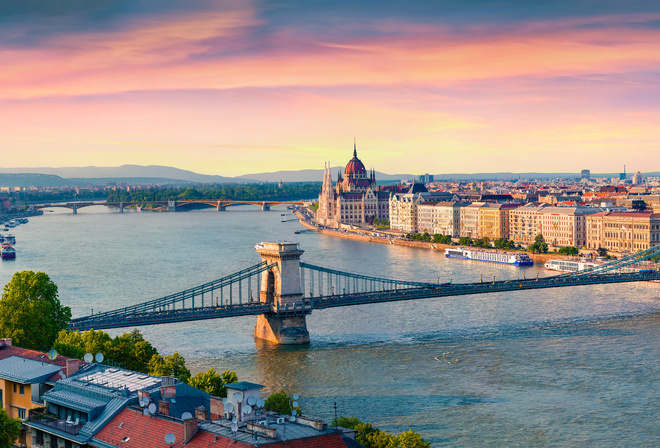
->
[[445, 247, 534, 266]]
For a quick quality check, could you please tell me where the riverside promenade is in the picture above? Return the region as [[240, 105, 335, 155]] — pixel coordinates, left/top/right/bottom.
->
[[294, 209, 563, 265]]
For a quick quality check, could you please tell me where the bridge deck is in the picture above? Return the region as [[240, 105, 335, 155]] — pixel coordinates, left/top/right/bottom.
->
[[68, 271, 660, 331]]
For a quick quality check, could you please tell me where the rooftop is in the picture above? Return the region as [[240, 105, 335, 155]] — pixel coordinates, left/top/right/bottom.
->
[[0, 355, 63, 384]]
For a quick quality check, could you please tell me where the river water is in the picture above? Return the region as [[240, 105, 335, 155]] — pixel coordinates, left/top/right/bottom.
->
[[2, 206, 659, 446]]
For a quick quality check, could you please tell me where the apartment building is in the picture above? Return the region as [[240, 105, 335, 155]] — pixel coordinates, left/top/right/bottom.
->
[[478, 203, 521, 240], [418, 201, 469, 237], [460, 202, 486, 239], [537, 206, 601, 247], [390, 183, 452, 233], [586, 211, 660, 252], [509, 204, 548, 244]]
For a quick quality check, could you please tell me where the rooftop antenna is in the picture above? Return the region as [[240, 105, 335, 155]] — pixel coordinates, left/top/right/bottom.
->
[[334, 402, 338, 428]]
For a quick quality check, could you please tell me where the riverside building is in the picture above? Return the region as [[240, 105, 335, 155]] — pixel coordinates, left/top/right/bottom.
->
[[585, 211, 660, 252], [316, 144, 390, 228]]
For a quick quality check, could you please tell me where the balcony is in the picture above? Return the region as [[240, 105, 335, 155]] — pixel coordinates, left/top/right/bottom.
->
[[28, 408, 83, 436]]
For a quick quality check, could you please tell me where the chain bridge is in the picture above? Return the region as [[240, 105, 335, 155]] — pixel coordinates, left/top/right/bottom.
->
[[68, 242, 660, 344]]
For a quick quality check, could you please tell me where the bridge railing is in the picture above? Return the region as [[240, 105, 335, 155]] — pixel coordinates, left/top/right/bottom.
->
[[70, 261, 276, 325], [556, 244, 660, 278]]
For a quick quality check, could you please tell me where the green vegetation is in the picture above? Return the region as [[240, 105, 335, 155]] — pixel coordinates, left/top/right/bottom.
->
[[459, 236, 473, 246], [106, 183, 321, 203], [187, 368, 238, 397], [19, 189, 107, 204], [527, 234, 549, 253], [405, 232, 452, 244], [264, 390, 303, 415], [332, 416, 431, 448], [0, 271, 72, 351], [557, 246, 579, 256], [0, 409, 22, 448], [55, 329, 158, 374], [373, 217, 390, 229], [473, 237, 491, 248], [309, 202, 319, 212], [493, 238, 516, 249]]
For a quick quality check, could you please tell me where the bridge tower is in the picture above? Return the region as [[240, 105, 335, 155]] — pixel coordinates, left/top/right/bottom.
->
[[168, 199, 177, 212], [254, 242, 310, 344]]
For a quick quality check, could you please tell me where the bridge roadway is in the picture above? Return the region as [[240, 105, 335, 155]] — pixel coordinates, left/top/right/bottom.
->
[[33, 199, 305, 212], [68, 271, 660, 331]]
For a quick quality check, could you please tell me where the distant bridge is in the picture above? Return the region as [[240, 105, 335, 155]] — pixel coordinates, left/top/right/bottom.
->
[[68, 242, 660, 345], [33, 199, 306, 213]]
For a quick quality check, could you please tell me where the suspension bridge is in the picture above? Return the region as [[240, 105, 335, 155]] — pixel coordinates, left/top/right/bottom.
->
[[69, 242, 660, 344]]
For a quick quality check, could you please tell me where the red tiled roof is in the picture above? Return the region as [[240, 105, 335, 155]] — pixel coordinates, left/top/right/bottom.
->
[[94, 408, 351, 448], [0, 343, 84, 381]]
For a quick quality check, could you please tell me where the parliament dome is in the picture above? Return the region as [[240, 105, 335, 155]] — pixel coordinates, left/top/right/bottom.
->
[[344, 146, 367, 177]]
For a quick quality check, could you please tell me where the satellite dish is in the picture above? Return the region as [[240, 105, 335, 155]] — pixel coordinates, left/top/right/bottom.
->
[[164, 433, 176, 445], [47, 349, 58, 360], [143, 408, 150, 416], [232, 416, 238, 424], [292, 401, 298, 408], [235, 393, 243, 403], [139, 397, 146, 407], [84, 353, 93, 363], [257, 399, 265, 408], [291, 410, 297, 416], [95, 353, 104, 363], [292, 394, 299, 400], [243, 405, 252, 414], [225, 403, 234, 413], [247, 397, 256, 406], [148, 403, 157, 414], [231, 423, 238, 433], [289, 415, 296, 422], [222, 398, 228, 405], [181, 412, 193, 420]]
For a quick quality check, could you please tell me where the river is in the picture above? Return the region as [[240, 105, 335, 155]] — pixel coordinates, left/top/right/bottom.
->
[[1, 206, 659, 446]]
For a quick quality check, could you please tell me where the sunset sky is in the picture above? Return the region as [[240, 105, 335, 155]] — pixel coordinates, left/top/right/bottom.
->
[[1, 0, 659, 176]]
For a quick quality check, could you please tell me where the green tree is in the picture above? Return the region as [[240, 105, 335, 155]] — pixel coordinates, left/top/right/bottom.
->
[[148, 352, 191, 382], [0, 408, 22, 448], [0, 271, 72, 351], [558, 246, 579, 256], [332, 416, 430, 448], [473, 237, 491, 248], [187, 369, 238, 397], [459, 236, 473, 246], [528, 234, 549, 254], [264, 390, 302, 415]]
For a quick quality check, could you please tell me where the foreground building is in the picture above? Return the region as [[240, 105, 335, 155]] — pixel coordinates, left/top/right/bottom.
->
[[317, 144, 390, 228], [537, 206, 601, 247]]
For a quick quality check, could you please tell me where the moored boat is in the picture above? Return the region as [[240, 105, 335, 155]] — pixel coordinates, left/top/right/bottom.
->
[[3, 234, 15, 245], [1, 243, 16, 259], [544, 259, 600, 272], [445, 247, 534, 266]]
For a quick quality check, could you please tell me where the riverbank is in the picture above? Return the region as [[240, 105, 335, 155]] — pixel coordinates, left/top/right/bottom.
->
[[296, 211, 567, 265]]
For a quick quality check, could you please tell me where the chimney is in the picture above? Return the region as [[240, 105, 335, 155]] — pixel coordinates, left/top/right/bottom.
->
[[183, 417, 198, 444], [66, 359, 81, 377], [194, 405, 208, 421], [209, 396, 225, 420], [0, 338, 12, 347], [158, 400, 170, 415]]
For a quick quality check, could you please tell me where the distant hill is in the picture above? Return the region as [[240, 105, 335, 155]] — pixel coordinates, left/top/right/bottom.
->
[[0, 165, 256, 184], [0, 173, 69, 187]]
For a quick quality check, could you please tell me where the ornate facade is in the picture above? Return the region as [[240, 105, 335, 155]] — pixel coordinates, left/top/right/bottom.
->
[[316, 144, 390, 227]]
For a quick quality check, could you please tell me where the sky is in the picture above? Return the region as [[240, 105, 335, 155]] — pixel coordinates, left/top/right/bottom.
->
[[1, 0, 659, 176]]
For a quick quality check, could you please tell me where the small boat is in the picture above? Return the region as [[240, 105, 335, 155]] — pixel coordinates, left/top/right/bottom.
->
[[7, 220, 17, 227], [3, 234, 15, 245], [19, 218, 28, 224], [445, 247, 534, 266], [254, 243, 265, 250], [1, 244, 16, 260]]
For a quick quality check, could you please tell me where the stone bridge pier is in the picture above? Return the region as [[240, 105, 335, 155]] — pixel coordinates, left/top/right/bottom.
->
[[254, 242, 310, 344], [168, 199, 177, 212]]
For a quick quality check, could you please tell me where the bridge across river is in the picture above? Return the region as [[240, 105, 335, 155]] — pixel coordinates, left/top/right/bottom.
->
[[33, 199, 305, 213], [69, 242, 660, 344]]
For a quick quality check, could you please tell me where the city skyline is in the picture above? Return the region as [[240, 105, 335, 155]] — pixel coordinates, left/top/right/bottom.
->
[[1, 1, 659, 176]]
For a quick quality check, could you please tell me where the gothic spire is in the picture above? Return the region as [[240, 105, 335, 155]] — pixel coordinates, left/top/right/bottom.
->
[[353, 137, 357, 158]]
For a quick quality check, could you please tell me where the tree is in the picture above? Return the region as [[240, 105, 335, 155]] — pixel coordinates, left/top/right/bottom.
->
[[331, 416, 430, 448], [0, 271, 72, 351], [187, 369, 238, 397], [0, 408, 22, 448], [473, 237, 491, 249], [148, 352, 191, 382], [459, 237, 473, 246], [264, 390, 302, 415], [528, 234, 548, 254], [558, 246, 579, 256]]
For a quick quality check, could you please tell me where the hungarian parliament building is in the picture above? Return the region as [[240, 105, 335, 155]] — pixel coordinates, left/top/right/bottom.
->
[[316, 144, 392, 227]]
